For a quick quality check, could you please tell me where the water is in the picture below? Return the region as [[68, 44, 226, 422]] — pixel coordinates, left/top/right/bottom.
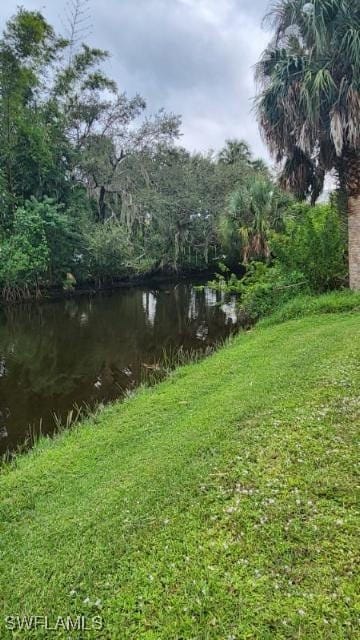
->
[[0, 282, 240, 455]]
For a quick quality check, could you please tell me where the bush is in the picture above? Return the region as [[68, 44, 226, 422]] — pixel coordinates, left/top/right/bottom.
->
[[236, 262, 309, 321], [84, 221, 134, 284], [271, 203, 346, 291], [0, 198, 80, 298], [208, 202, 347, 323], [0, 202, 50, 298]]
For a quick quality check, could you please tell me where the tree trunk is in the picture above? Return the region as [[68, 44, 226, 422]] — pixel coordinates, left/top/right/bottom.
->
[[98, 185, 106, 222], [348, 195, 360, 290], [341, 150, 360, 290]]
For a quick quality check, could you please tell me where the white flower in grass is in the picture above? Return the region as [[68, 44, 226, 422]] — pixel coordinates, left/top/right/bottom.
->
[[298, 609, 306, 616], [83, 597, 91, 605], [225, 506, 237, 514], [69, 589, 76, 597]]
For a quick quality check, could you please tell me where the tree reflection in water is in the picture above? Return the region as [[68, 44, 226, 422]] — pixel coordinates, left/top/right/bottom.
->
[[0, 282, 240, 454]]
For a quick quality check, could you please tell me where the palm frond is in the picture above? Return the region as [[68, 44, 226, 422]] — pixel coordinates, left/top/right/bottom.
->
[[255, 0, 360, 198]]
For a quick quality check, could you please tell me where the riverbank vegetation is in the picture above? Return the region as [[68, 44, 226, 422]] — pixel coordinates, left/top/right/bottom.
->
[[1, 298, 359, 638], [256, 0, 360, 289], [208, 199, 347, 321], [1, 1, 359, 303], [0, 7, 272, 301], [204, 0, 360, 320]]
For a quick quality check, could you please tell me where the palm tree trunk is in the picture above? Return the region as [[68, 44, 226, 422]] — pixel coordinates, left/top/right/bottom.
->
[[348, 195, 360, 290], [342, 150, 360, 290]]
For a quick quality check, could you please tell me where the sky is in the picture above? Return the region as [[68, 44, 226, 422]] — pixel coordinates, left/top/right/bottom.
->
[[0, 0, 272, 160]]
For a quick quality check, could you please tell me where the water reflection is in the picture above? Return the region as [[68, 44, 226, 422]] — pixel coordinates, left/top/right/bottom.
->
[[205, 288, 218, 306], [188, 290, 198, 321], [221, 302, 238, 324], [0, 283, 240, 454], [142, 291, 157, 326]]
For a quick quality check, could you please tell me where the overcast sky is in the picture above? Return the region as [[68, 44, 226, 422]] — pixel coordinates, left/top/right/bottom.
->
[[1, 0, 272, 159]]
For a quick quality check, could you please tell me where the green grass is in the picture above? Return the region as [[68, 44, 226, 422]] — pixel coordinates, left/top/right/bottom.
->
[[0, 304, 359, 639], [259, 290, 360, 327]]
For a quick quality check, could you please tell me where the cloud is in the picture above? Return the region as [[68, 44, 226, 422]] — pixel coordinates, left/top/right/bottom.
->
[[0, 0, 272, 159]]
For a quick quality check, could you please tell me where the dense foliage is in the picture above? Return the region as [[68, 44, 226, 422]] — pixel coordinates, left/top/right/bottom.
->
[[209, 202, 347, 321], [0, 8, 268, 300], [0, 5, 352, 304], [256, 0, 360, 289]]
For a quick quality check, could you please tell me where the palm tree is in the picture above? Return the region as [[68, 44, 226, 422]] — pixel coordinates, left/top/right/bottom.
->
[[218, 139, 253, 165], [256, 0, 360, 289], [223, 177, 290, 264]]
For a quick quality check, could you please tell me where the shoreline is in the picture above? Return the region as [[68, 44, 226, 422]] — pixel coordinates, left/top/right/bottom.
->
[[1, 294, 359, 638], [0, 268, 221, 306], [2, 290, 359, 466]]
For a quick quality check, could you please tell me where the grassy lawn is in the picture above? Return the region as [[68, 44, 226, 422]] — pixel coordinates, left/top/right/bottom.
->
[[0, 306, 359, 638]]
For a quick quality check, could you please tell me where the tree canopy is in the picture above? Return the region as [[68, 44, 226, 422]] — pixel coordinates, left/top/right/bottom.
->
[[256, 0, 360, 288], [0, 7, 270, 299]]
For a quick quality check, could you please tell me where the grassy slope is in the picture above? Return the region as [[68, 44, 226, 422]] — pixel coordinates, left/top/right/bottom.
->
[[0, 311, 359, 639]]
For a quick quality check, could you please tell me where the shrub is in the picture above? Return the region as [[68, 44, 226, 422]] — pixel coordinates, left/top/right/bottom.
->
[[0, 198, 80, 299], [0, 202, 50, 298], [271, 203, 346, 291], [208, 202, 347, 322], [84, 221, 134, 284], [236, 262, 309, 321]]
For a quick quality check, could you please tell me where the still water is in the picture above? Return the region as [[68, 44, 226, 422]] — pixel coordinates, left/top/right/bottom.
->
[[0, 282, 240, 454]]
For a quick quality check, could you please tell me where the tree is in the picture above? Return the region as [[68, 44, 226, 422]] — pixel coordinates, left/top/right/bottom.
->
[[256, 0, 360, 289], [79, 106, 181, 223], [52, 41, 181, 222], [0, 7, 278, 297], [0, 197, 82, 299], [0, 9, 68, 225], [218, 139, 252, 165], [221, 177, 290, 264], [130, 147, 220, 271], [0, 200, 50, 299], [83, 220, 134, 285]]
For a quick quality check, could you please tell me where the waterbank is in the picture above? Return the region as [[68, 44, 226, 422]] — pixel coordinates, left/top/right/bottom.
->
[[0, 264, 246, 306], [0, 281, 241, 455], [0, 295, 359, 638]]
